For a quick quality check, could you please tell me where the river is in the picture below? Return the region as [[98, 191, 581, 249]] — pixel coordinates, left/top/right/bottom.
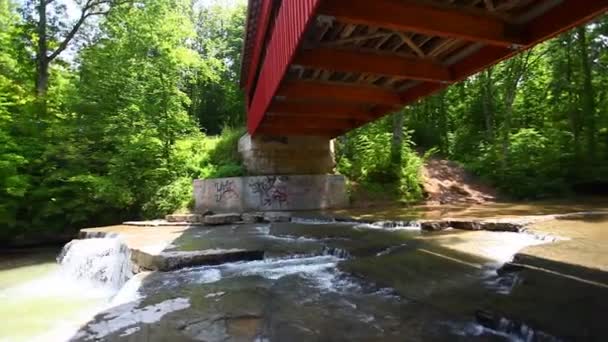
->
[[1, 202, 607, 341], [0, 240, 141, 342]]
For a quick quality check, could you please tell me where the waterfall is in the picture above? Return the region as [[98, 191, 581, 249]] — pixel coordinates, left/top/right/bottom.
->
[[57, 237, 133, 291]]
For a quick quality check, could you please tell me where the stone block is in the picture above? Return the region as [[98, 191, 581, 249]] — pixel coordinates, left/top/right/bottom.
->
[[165, 214, 201, 223], [263, 212, 291, 222], [131, 248, 264, 271], [204, 213, 242, 225], [238, 134, 335, 175], [193, 174, 348, 213], [242, 212, 264, 223]]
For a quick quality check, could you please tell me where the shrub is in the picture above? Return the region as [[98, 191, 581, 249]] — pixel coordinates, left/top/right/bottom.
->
[[469, 128, 566, 198], [336, 120, 425, 202]]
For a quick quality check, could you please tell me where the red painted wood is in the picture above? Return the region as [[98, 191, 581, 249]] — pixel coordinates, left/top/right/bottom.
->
[[294, 48, 453, 82], [526, 0, 608, 45], [244, 0, 272, 101], [318, 0, 523, 47], [247, 0, 322, 135], [246, 0, 608, 136], [277, 81, 402, 106]]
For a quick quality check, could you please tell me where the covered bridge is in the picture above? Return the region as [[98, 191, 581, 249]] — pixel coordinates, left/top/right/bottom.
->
[[240, 0, 608, 137]]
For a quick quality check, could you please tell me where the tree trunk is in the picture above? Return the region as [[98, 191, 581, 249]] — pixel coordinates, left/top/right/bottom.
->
[[564, 33, 582, 166], [576, 26, 597, 162], [500, 53, 531, 169], [437, 91, 448, 153], [481, 68, 494, 141], [36, 0, 49, 97], [391, 110, 404, 165]]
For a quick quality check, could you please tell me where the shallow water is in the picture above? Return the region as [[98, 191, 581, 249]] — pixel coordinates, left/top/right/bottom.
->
[[0, 239, 140, 342], [73, 220, 596, 341], [328, 197, 608, 221], [3, 206, 607, 341]]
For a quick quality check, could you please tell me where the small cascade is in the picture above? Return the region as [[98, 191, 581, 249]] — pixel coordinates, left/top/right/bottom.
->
[[476, 311, 561, 342], [290, 217, 336, 224], [57, 237, 133, 291], [321, 246, 351, 259], [358, 220, 421, 231]]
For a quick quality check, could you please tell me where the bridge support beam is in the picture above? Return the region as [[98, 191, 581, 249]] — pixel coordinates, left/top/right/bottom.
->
[[238, 134, 336, 175]]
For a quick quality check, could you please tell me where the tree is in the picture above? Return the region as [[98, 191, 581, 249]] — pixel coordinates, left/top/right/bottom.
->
[[576, 26, 597, 162], [32, 0, 127, 97]]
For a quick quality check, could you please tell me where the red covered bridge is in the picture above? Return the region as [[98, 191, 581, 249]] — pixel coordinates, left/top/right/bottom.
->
[[241, 0, 608, 137]]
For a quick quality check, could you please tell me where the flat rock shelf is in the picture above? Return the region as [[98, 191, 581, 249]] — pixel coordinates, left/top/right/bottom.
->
[[71, 210, 608, 341]]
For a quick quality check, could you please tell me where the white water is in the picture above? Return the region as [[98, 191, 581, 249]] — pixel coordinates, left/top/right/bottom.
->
[[0, 237, 142, 342], [356, 220, 422, 231], [58, 237, 134, 291]]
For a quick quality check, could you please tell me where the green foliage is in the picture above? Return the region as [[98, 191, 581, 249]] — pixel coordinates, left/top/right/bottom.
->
[[469, 129, 565, 198], [0, 0, 247, 243], [336, 116, 425, 202], [405, 16, 608, 198], [190, 2, 246, 134]]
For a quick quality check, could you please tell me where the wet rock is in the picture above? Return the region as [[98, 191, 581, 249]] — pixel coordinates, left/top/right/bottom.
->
[[419, 220, 449, 231], [165, 214, 201, 223], [373, 220, 416, 229], [479, 221, 523, 232], [475, 310, 499, 330], [204, 213, 242, 225], [475, 310, 559, 342], [263, 211, 291, 222], [418, 219, 525, 232], [497, 262, 525, 275], [242, 212, 264, 223], [131, 248, 264, 271], [448, 219, 483, 230]]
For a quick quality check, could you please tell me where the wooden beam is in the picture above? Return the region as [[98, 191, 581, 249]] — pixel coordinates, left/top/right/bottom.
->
[[525, 0, 608, 46], [268, 101, 374, 120], [450, 45, 512, 81], [269, 101, 370, 117], [257, 124, 344, 137], [277, 81, 402, 106], [318, 0, 525, 47], [264, 116, 362, 130], [294, 48, 452, 82], [267, 113, 363, 122]]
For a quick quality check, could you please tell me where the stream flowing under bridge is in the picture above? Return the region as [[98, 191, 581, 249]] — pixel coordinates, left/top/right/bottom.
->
[[240, 0, 608, 138]]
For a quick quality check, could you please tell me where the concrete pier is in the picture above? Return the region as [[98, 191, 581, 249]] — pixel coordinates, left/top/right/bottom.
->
[[238, 134, 335, 175], [193, 174, 348, 213]]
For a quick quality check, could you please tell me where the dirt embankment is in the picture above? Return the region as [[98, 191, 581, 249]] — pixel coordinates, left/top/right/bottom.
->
[[421, 156, 497, 205]]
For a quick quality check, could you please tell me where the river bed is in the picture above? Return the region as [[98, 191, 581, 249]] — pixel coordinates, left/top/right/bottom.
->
[[1, 204, 607, 341]]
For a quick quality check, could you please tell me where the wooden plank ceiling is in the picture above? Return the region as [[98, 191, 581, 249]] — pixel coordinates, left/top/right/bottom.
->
[[254, 0, 608, 136]]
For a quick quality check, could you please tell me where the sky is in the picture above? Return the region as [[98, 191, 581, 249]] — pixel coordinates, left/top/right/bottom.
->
[[18, 0, 247, 63]]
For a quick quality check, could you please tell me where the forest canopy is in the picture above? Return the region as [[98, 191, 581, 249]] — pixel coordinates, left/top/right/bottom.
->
[[0, 0, 246, 242]]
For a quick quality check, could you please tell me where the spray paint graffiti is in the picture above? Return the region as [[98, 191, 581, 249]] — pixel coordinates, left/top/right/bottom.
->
[[248, 176, 289, 207], [214, 180, 240, 202]]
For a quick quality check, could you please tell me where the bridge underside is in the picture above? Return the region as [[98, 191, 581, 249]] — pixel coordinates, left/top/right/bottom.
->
[[243, 0, 608, 137]]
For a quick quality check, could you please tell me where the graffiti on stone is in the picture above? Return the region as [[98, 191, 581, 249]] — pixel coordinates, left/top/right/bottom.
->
[[248, 176, 289, 207], [214, 180, 239, 203]]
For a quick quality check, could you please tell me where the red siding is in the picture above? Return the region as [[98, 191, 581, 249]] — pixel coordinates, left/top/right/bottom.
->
[[244, 0, 272, 101], [247, 0, 321, 135]]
